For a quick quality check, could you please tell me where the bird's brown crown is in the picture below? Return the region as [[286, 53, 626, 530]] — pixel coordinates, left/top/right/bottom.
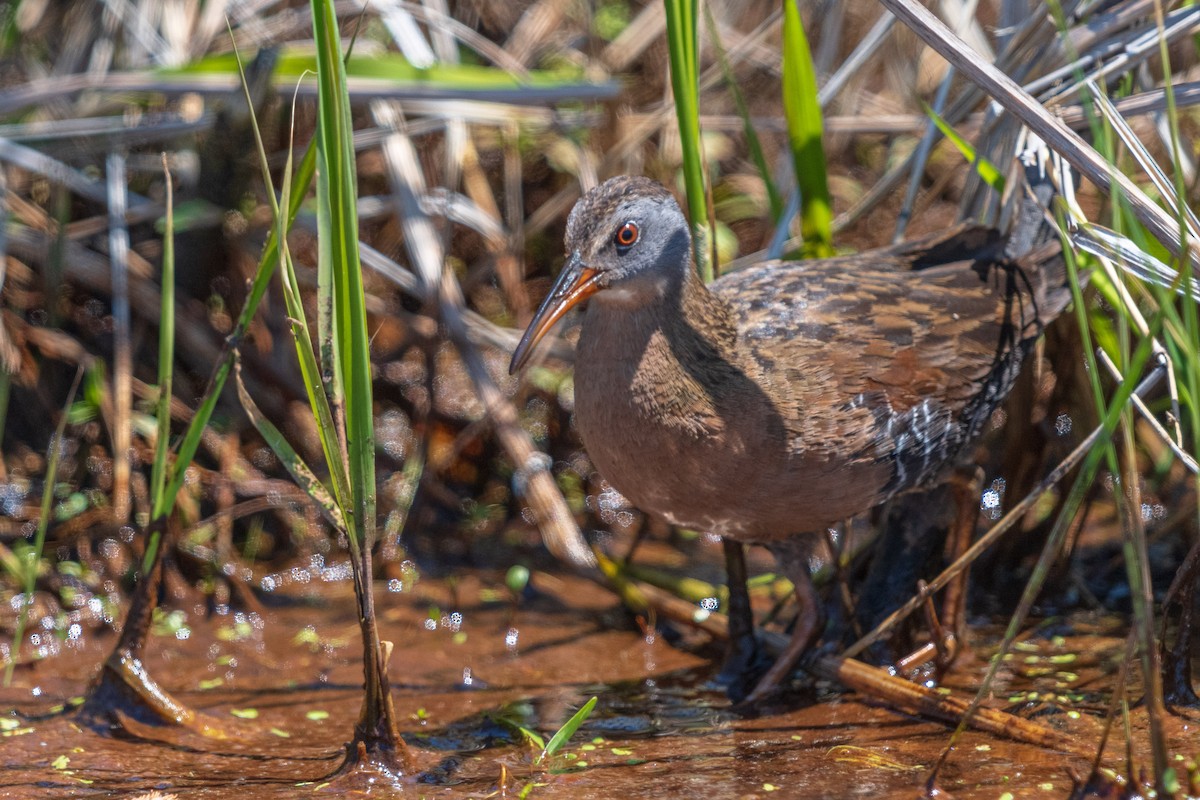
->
[[565, 176, 677, 255]]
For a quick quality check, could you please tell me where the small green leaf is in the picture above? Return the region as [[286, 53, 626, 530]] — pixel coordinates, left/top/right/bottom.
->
[[541, 696, 597, 762], [519, 726, 545, 751], [781, 0, 832, 257], [306, 710, 330, 721], [922, 103, 1005, 192], [230, 708, 259, 719], [51, 755, 70, 770]]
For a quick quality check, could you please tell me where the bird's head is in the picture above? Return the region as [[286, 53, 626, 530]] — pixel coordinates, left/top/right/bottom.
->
[[509, 176, 691, 372]]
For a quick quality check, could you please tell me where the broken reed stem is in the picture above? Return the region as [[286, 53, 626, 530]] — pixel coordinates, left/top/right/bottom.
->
[[106, 152, 132, 523], [806, 656, 1087, 757]]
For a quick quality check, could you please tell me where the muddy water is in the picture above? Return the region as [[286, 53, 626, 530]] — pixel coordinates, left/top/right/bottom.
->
[[0, 556, 1183, 799]]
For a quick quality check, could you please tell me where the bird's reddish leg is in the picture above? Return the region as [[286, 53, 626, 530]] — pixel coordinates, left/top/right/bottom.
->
[[895, 466, 982, 676], [936, 467, 983, 668], [741, 539, 823, 705]]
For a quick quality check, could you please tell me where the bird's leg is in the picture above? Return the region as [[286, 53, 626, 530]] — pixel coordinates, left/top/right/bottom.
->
[[936, 466, 983, 670], [854, 489, 950, 663], [1160, 536, 1200, 707], [717, 538, 767, 700], [741, 538, 822, 705], [891, 466, 981, 678]]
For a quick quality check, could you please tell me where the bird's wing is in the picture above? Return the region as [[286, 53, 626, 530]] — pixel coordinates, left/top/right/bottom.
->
[[713, 224, 1066, 490]]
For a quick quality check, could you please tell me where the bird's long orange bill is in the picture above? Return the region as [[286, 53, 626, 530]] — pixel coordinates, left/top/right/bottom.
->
[[509, 256, 601, 373]]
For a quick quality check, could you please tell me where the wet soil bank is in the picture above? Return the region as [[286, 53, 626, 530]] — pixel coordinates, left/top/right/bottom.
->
[[0, 562, 1186, 799]]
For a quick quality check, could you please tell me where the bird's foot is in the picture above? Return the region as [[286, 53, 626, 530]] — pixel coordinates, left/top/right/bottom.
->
[[893, 636, 960, 685], [892, 580, 961, 681], [715, 630, 772, 703], [728, 540, 824, 710], [729, 660, 818, 716], [735, 626, 821, 709]]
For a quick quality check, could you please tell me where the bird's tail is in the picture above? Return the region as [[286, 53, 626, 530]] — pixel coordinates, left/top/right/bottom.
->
[[1005, 133, 1066, 260], [1005, 133, 1075, 323]]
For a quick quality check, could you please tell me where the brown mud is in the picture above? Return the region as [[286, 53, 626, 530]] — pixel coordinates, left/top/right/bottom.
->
[[3, 541, 1187, 799]]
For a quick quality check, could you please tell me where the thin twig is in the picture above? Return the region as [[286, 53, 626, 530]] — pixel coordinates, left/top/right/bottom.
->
[[106, 151, 132, 524]]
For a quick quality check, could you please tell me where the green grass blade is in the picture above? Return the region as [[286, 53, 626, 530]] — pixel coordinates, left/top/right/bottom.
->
[[703, 2, 782, 222], [540, 696, 597, 762], [664, 0, 713, 281], [781, 0, 832, 257], [231, 37, 353, 517], [922, 103, 1005, 193], [160, 142, 317, 517], [4, 366, 83, 685], [312, 0, 375, 550], [128, 36, 322, 591], [310, 0, 405, 764], [233, 358, 345, 531], [278, 148, 353, 518]]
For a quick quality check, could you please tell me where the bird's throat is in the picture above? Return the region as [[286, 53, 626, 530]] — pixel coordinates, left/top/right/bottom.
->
[[577, 269, 740, 433]]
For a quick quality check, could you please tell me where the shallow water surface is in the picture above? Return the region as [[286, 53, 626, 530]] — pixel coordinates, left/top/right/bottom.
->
[[0, 565, 1181, 799]]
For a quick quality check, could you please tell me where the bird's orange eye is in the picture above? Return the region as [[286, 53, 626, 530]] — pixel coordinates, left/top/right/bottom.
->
[[615, 221, 639, 248]]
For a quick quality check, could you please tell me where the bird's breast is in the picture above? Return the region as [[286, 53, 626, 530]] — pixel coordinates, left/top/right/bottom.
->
[[570, 309, 896, 540]]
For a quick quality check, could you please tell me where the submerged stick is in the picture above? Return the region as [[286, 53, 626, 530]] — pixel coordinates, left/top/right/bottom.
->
[[806, 655, 1087, 757], [574, 566, 1089, 756]]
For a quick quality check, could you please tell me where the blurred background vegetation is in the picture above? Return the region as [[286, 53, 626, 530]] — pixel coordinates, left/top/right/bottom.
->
[[1, 0, 1199, 738]]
